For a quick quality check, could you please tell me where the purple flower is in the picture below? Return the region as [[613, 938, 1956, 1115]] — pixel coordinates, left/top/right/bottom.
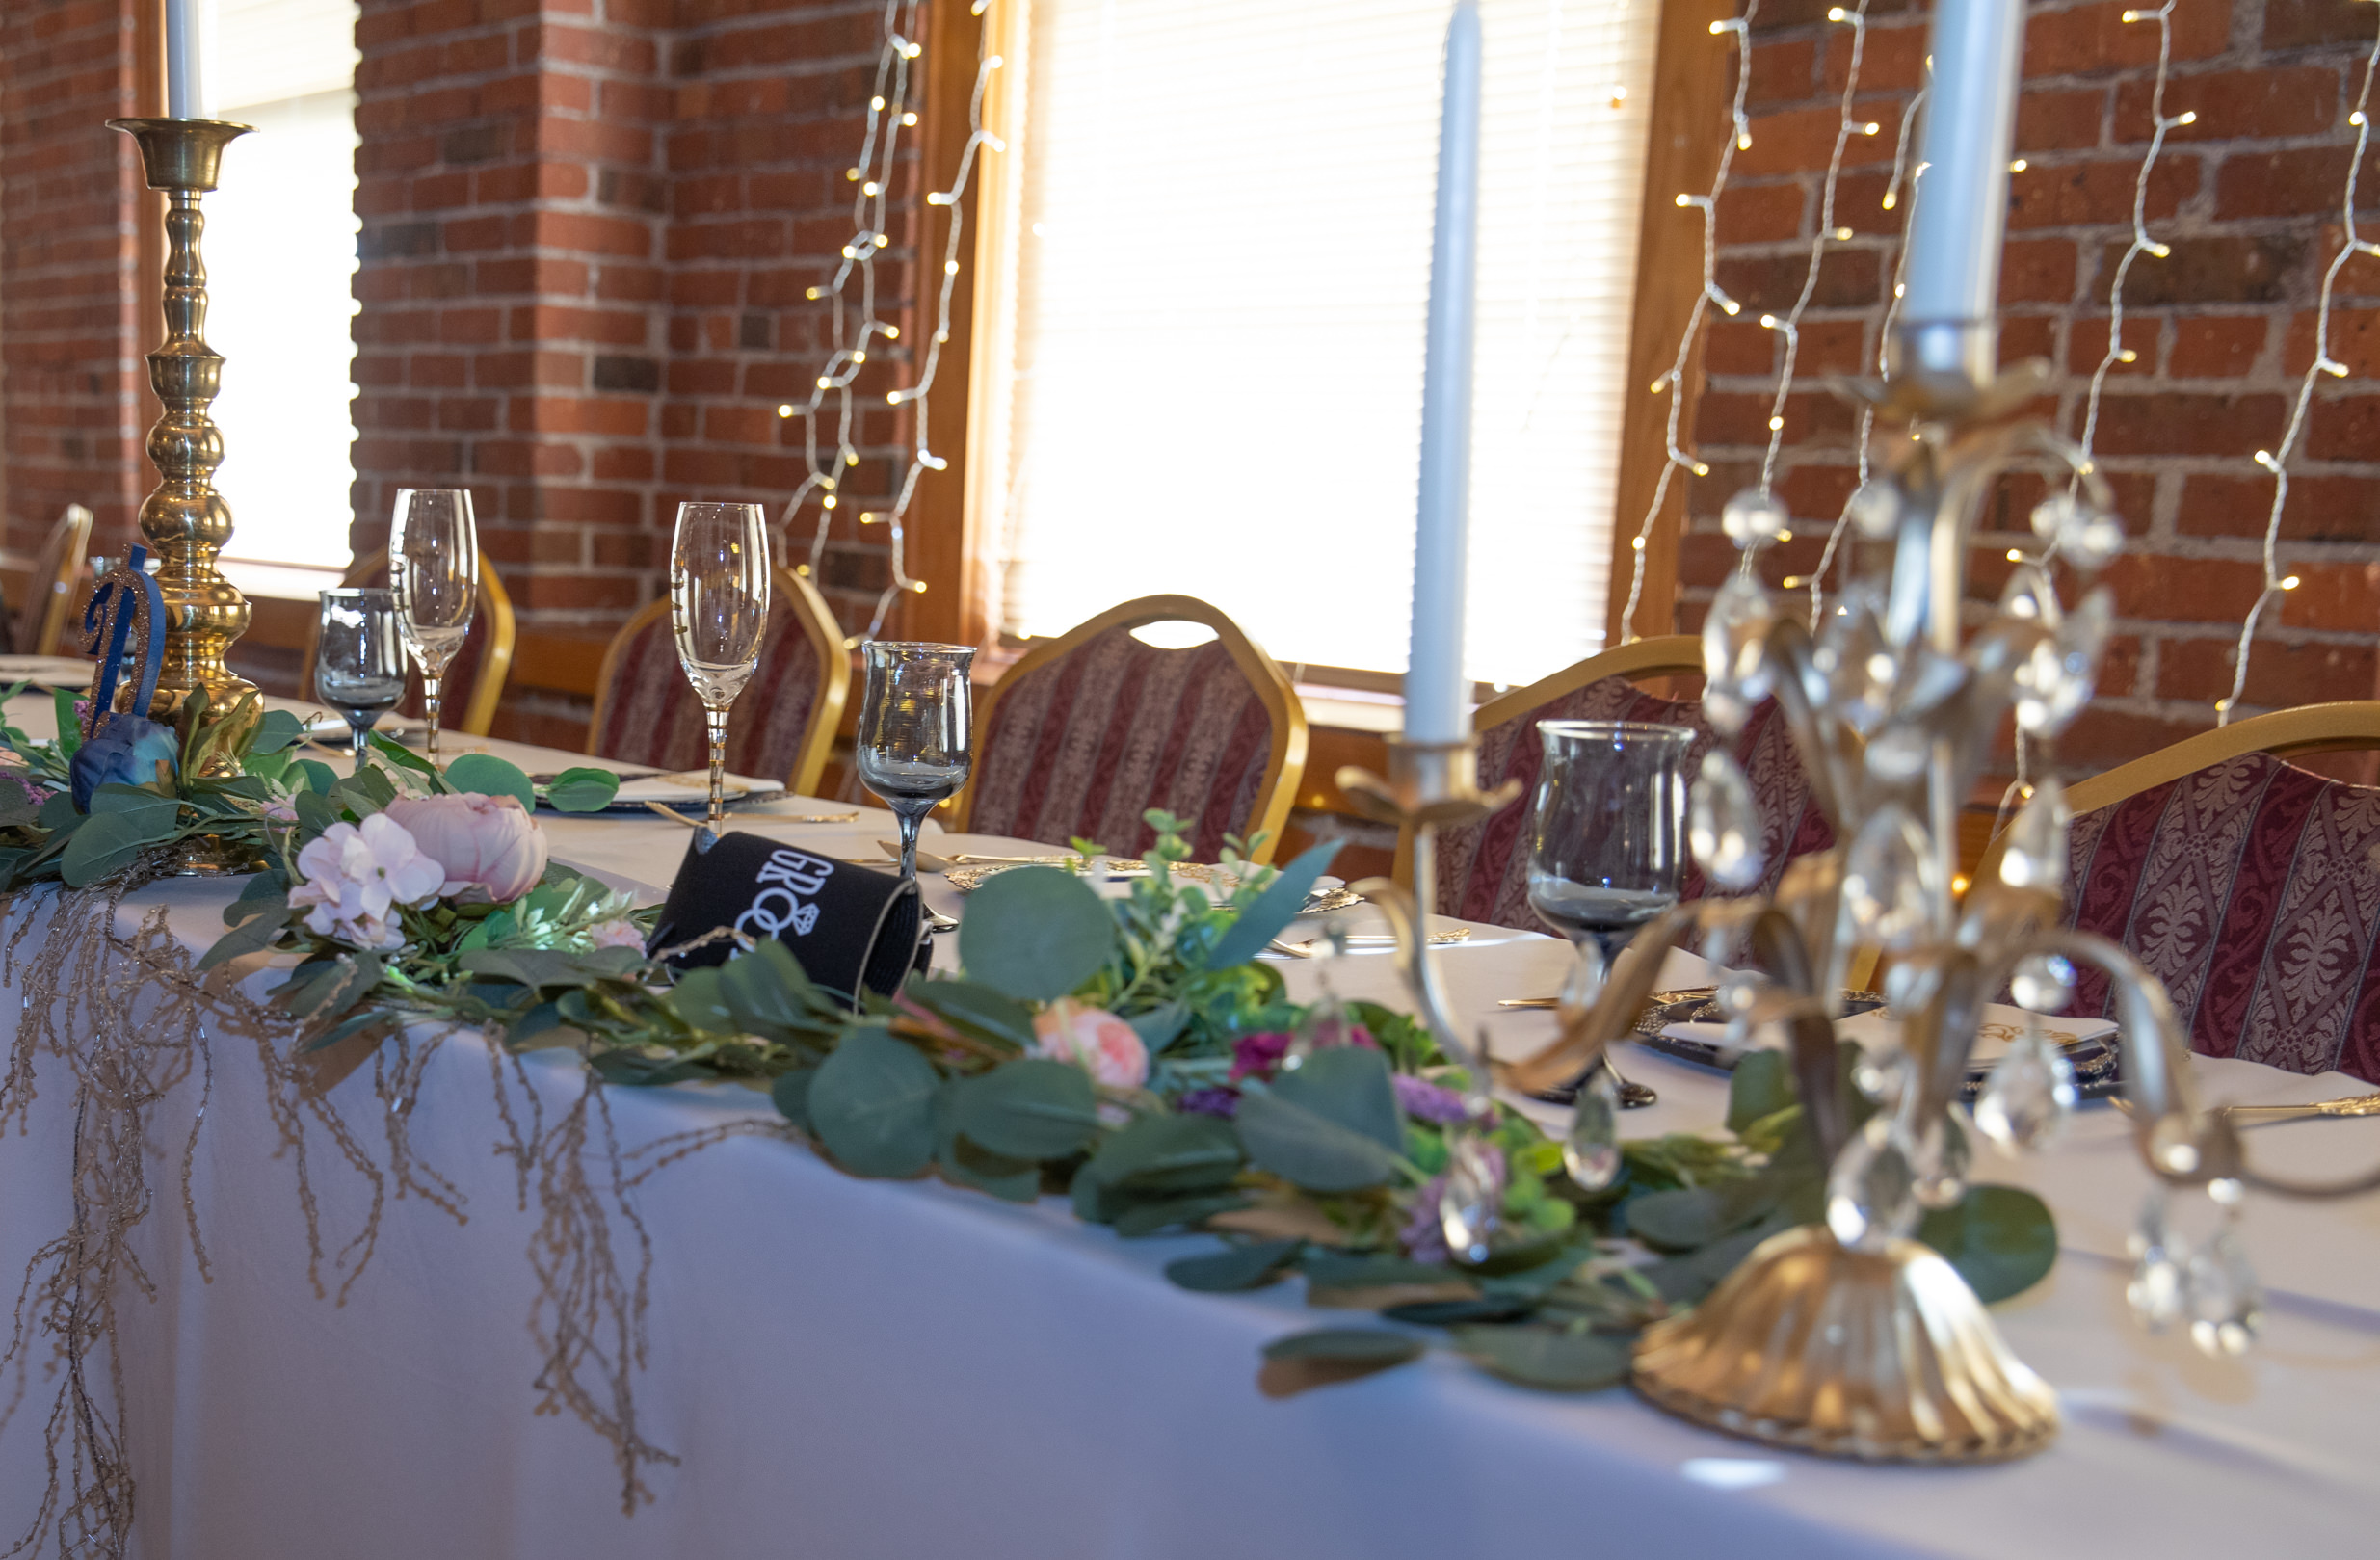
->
[[1230, 1031, 1292, 1082], [1393, 1073, 1472, 1125], [1177, 1087, 1240, 1120], [1400, 1177, 1451, 1264]]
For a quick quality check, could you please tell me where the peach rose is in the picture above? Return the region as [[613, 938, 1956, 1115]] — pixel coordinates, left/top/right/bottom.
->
[[382, 792, 549, 904], [1031, 998, 1150, 1091]]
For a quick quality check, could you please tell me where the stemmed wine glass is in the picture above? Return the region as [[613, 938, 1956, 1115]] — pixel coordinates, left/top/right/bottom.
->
[[388, 489, 479, 765], [670, 501, 772, 830], [314, 588, 408, 764], [1528, 720, 1695, 1115], [855, 643, 976, 882]]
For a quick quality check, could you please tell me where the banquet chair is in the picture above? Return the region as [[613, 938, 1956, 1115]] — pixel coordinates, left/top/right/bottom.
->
[[18, 504, 93, 657], [1420, 635, 1837, 931], [951, 595, 1308, 864], [585, 566, 850, 796], [304, 549, 516, 737], [1984, 701, 2380, 1084]]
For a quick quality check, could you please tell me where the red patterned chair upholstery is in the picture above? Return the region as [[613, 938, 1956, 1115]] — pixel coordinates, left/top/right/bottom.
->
[[1427, 636, 1837, 931], [304, 548, 516, 737], [585, 567, 850, 795], [2049, 701, 2380, 1082], [952, 595, 1308, 864]]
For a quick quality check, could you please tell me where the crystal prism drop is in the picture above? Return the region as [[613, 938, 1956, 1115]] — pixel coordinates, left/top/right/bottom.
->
[[1846, 479, 1900, 540], [1863, 723, 1932, 784], [1997, 561, 2063, 625], [1701, 572, 1775, 733], [1911, 1109, 1971, 1210], [2010, 952, 2078, 1014], [2128, 1190, 2188, 1333], [1842, 805, 1934, 951], [1439, 1134, 1502, 1266], [1812, 586, 1894, 735], [1826, 1117, 1923, 1253], [1997, 778, 2073, 892], [1563, 1066, 1624, 1192], [1721, 488, 1793, 550], [2030, 491, 2126, 569], [2185, 1221, 2264, 1358], [2015, 587, 2110, 737], [1689, 749, 1765, 890], [1972, 1022, 2077, 1152]]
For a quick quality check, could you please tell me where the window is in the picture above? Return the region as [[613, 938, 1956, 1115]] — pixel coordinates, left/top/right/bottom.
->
[[971, 0, 1661, 690], [205, 0, 360, 571]]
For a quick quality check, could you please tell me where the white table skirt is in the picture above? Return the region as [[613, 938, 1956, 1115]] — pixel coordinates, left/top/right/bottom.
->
[[0, 740, 2375, 1556]]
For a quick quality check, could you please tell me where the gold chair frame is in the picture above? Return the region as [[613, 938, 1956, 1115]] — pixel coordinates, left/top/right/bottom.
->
[[586, 566, 851, 798], [24, 504, 94, 658], [303, 549, 517, 738], [1976, 701, 2380, 886], [1392, 634, 1703, 886], [950, 594, 1310, 864]]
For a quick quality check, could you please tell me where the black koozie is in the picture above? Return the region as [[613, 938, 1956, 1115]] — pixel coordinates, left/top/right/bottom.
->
[[647, 831, 923, 1002]]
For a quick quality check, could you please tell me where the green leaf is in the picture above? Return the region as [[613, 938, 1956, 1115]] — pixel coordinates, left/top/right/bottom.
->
[[87, 783, 184, 829], [1108, 1190, 1246, 1237], [0, 782, 43, 830], [293, 788, 342, 839], [61, 809, 172, 886], [1381, 1297, 1536, 1327], [805, 1026, 939, 1177], [1080, 1110, 1243, 1191], [368, 731, 441, 783], [278, 951, 383, 1027], [1450, 1325, 1630, 1391], [198, 890, 291, 971], [294, 758, 338, 796], [1919, 1183, 2058, 1305], [1727, 1049, 1795, 1134], [904, 978, 1036, 1052], [51, 690, 80, 759], [1125, 1000, 1190, 1052], [444, 754, 536, 810], [460, 945, 645, 989], [1268, 1046, 1402, 1152], [251, 709, 309, 755], [300, 1006, 392, 1054], [1204, 839, 1343, 970], [949, 1059, 1101, 1160], [718, 939, 832, 1033], [37, 792, 79, 830], [771, 1066, 818, 1129], [1235, 1099, 1397, 1193], [667, 965, 734, 1031], [1621, 1183, 1778, 1252], [1261, 1328, 1423, 1366], [542, 767, 622, 812], [1165, 1238, 1302, 1292], [1299, 1251, 1460, 1290], [957, 866, 1116, 1001]]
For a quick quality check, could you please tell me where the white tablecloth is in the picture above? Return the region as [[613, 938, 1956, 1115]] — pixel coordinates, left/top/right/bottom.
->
[[1, 717, 2376, 1557]]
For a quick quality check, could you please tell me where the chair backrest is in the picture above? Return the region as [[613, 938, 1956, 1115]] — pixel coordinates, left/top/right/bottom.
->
[[585, 567, 851, 795], [2017, 701, 2380, 1083], [22, 505, 93, 657], [952, 595, 1309, 864], [303, 549, 516, 737], [1427, 635, 1837, 932]]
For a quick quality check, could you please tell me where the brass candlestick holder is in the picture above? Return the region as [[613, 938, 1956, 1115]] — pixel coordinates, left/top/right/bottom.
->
[[107, 117, 256, 731]]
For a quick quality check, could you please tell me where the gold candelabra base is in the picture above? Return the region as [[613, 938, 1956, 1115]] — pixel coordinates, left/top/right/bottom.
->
[[1631, 1225, 2059, 1463]]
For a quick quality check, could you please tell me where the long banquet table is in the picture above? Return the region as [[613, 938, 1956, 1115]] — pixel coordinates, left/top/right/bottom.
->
[[1, 703, 2376, 1557]]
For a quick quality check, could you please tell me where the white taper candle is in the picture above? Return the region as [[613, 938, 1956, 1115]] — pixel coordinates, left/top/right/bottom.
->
[[1405, 0, 1483, 746], [1901, 0, 2025, 329], [165, 0, 207, 119]]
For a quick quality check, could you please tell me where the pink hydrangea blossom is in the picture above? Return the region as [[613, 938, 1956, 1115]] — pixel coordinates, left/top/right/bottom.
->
[[383, 792, 548, 904], [288, 814, 444, 950], [1032, 998, 1150, 1090]]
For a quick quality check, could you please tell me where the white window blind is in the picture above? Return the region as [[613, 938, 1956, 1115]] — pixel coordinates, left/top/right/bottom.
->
[[977, 0, 1660, 689], [205, 0, 360, 570]]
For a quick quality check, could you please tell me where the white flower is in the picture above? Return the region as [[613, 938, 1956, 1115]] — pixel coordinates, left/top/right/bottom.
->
[[288, 814, 446, 950]]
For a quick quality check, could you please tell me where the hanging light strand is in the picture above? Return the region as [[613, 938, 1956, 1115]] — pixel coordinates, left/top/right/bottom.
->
[[2223, 1, 2380, 724], [1615, 2, 1759, 643], [779, 1, 1001, 643]]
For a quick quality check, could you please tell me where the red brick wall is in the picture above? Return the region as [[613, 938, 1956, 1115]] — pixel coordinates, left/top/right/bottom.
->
[[0, 0, 152, 569], [1680, 0, 2380, 774], [351, 0, 918, 745]]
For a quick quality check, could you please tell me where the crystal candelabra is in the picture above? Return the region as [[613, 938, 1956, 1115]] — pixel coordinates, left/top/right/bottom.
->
[[106, 117, 257, 727], [1498, 319, 2380, 1461]]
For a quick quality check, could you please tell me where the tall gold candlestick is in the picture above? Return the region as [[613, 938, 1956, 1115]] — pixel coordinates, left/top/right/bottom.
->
[[107, 117, 255, 725]]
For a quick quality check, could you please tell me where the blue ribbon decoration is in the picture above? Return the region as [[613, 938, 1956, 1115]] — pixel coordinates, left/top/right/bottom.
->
[[79, 544, 168, 740]]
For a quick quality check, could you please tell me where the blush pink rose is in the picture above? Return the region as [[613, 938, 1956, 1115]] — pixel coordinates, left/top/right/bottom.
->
[[382, 792, 549, 904], [1031, 998, 1150, 1091]]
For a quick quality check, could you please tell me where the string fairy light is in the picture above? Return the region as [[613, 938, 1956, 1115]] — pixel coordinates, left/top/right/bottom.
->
[[777, 0, 1003, 643], [1616, 1, 1759, 642], [2224, 0, 2380, 724]]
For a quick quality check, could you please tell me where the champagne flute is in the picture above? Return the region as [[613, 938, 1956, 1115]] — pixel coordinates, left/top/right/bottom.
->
[[314, 588, 407, 764], [855, 643, 975, 882], [388, 489, 479, 765], [1528, 720, 1695, 1112], [670, 501, 771, 829]]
